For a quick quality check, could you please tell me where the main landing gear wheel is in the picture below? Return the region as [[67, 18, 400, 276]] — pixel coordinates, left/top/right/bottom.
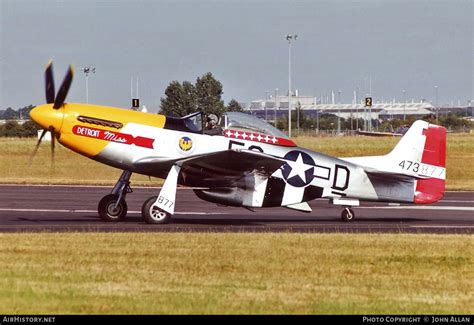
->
[[98, 194, 128, 222], [341, 207, 355, 222], [142, 196, 172, 224]]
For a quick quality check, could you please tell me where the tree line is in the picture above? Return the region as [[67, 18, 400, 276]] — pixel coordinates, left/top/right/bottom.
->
[[0, 105, 39, 137], [159, 72, 243, 117], [0, 105, 35, 120], [0, 120, 39, 137]]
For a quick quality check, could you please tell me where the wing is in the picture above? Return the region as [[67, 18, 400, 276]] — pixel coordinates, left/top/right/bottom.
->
[[135, 149, 286, 188]]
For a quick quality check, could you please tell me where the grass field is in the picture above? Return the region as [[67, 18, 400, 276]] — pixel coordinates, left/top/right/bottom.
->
[[0, 233, 472, 314], [0, 133, 473, 189]]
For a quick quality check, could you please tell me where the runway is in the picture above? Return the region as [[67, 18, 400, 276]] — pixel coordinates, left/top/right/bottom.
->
[[0, 185, 472, 234]]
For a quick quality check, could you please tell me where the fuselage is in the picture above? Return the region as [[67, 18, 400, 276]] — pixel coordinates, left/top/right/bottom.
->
[[30, 103, 415, 207]]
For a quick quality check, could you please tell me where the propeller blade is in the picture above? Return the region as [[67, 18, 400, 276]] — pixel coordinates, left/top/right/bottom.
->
[[45, 60, 55, 104], [53, 65, 74, 109], [29, 129, 47, 164]]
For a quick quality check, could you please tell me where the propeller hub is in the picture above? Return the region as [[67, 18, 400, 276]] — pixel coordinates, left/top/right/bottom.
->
[[30, 104, 64, 132]]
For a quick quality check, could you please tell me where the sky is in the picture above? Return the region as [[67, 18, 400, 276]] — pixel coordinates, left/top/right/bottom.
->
[[0, 0, 472, 111]]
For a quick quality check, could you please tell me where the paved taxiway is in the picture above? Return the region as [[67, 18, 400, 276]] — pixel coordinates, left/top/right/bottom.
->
[[0, 185, 472, 234]]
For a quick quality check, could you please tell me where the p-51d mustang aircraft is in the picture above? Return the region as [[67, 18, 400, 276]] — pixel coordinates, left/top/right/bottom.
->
[[30, 62, 446, 224]]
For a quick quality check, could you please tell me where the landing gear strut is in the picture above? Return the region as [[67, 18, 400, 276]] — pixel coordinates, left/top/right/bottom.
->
[[341, 207, 355, 222], [98, 170, 133, 222]]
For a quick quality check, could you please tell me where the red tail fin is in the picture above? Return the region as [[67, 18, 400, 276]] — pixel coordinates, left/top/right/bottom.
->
[[414, 124, 447, 204]]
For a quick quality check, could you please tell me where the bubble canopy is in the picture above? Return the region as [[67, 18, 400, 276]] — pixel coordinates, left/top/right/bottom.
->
[[223, 112, 289, 139]]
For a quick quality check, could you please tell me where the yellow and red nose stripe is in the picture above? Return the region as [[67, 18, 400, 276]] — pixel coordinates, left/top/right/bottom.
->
[[72, 125, 155, 149], [58, 103, 166, 157]]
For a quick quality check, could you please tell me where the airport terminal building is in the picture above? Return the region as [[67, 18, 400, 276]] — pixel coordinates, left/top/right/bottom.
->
[[245, 95, 436, 121]]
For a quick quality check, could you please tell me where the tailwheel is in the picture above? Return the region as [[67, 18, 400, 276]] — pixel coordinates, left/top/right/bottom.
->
[[142, 196, 172, 224], [341, 207, 355, 222], [98, 194, 128, 222]]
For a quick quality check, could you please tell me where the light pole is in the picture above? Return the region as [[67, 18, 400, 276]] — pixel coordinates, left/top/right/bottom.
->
[[355, 87, 359, 130], [81, 66, 96, 104], [286, 34, 297, 137], [337, 90, 341, 134], [402, 89, 406, 122], [364, 93, 369, 131], [265, 91, 269, 121], [316, 109, 319, 135], [434, 85, 439, 120], [296, 101, 300, 134], [274, 88, 278, 126]]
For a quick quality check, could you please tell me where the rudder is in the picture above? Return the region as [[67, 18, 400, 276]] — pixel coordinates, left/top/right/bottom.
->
[[413, 123, 446, 204]]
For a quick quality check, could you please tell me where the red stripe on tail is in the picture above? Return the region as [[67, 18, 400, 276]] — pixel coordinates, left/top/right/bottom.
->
[[414, 124, 446, 204]]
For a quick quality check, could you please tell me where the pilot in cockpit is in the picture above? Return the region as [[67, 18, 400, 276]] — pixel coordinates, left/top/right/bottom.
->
[[204, 114, 223, 135]]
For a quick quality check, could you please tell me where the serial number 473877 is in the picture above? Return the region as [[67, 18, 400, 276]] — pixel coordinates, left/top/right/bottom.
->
[[398, 160, 444, 178]]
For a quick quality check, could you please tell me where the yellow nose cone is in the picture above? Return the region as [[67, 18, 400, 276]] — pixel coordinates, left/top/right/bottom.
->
[[29, 104, 64, 131]]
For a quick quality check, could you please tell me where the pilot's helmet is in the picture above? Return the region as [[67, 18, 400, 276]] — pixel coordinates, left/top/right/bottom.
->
[[207, 114, 218, 126]]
